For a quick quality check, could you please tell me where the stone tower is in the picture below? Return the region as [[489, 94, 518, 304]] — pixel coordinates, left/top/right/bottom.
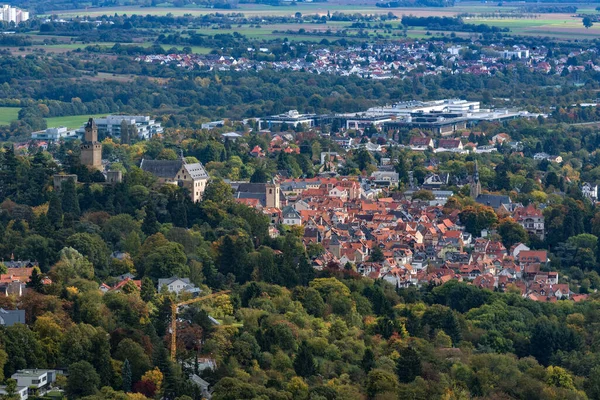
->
[[80, 118, 102, 171], [265, 180, 280, 209], [470, 160, 482, 199]]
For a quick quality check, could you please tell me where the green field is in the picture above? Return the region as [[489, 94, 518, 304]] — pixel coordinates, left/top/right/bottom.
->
[[45, 114, 107, 129], [0, 107, 21, 126], [36, 2, 600, 40]]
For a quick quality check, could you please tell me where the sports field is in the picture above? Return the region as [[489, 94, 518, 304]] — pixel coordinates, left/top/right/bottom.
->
[[0, 107, 21, 126]]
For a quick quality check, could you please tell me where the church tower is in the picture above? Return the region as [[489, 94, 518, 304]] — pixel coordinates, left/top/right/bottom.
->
[[470, 160, 482, 199], [80, 118, 102, 171], [265, 180, 280, 209]]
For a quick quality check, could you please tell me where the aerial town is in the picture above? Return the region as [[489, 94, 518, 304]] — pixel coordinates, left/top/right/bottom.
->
[[136, 42, 595, 79], [2, 2, 600, 399]]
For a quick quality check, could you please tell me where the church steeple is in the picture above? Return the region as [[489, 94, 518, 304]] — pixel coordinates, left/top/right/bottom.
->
[[470, 160, 481, 199]]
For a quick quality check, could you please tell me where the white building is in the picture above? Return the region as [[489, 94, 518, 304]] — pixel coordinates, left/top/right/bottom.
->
[[0, 385, 27, 400], [260, 110, 316, 130], [281, 206, 302, 225], [502, 49, 530, 59], [157, 276, 201, 296], [582, 182, 599, 201], [31, 126, 78, 141], [9, 369, 58, 397], [76, 115, 163, 140], [368, 99, 480, 116], [0, 5, 29, 24], [370, 171, 400, 187]]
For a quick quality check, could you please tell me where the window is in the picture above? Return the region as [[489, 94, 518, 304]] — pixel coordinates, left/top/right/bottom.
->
[[269, 189, 272, 194]]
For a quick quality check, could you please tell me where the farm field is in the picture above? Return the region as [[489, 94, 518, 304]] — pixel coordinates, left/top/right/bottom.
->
[[43, 2, 600, 40], [45, 114, 107, 129], [469, 14, 600, 39], [0, 107, 21, 126]]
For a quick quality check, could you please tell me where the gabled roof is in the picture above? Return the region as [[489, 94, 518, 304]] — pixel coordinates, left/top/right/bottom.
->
[[140, 158, 208, 180], [475, 194, 511, 209], [140, 159, 184, 178]]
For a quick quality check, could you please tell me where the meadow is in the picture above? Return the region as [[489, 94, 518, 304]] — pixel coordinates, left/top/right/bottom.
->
[[0, 107, 21, 126], [45, 114, 108, 129]]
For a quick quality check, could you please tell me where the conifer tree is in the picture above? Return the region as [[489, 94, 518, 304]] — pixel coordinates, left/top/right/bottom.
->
[[61, 178, 80, 217], [142, 203, 160, 236], [47, 192, 63, 228], [122, 358, 132, 392], [294, 341, 316, 378]]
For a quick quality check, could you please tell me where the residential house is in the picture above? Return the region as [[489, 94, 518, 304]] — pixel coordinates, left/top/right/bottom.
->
[[513, 204, 545, 240], [422, 173, 450, 190], [158, 277, 202, 296], [370, 171, 400, 187], [11, 369, 57, 396], [436, 138, 464, 151], [491, 133, 510, 144], [282, 206, 302, 225], [409, 136, 434, 151], [0, 386, 28, 400], [250, 145, 265, 158]]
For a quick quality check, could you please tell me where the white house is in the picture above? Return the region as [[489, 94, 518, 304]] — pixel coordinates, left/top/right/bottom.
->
[[511, 243, 530, 259], [9, 369, 58, 397], [328, 187, 348, 199], [582, 182, 599, 201], [282, 207, 302, 226], [370, 171, 400, 187], [0, 385, 27, 400], [158, 277, 201, 296]]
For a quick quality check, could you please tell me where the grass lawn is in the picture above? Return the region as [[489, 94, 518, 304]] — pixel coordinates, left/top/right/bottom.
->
[[45, 114, 107, 129], [0, 107, 21, 126]]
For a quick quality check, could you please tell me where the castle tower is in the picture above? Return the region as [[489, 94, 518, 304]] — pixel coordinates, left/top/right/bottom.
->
[[80, 118, 102, 171], [470, 160, 482, 199], [266, 180, 280, 209]]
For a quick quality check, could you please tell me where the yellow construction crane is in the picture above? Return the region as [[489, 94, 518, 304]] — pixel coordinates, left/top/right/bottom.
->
[[170, 290, 231, 360]]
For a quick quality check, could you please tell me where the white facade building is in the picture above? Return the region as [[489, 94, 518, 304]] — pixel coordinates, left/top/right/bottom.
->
[[76, 115, 163, 140], [260, 110, 316, 130], [367, 99, 480, 116], [0, 5, 28, 24], [0, 386, 27, 400], [31, 126, 78, 141]]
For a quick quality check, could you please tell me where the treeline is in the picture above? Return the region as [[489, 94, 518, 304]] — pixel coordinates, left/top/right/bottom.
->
[[401, 15, 510, 33], [520, 5, 578, 13], [0, 34, 32, 47], [0, 54, 599, 138]]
